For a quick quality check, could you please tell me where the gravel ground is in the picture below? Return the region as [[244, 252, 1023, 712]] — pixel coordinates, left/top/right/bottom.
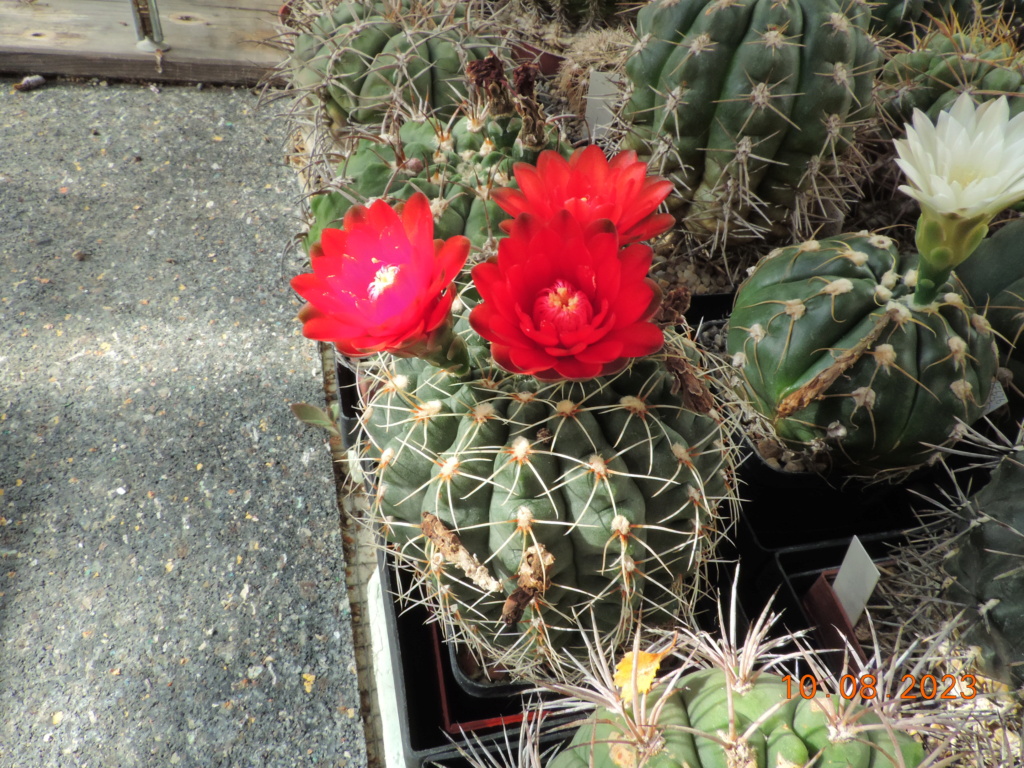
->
[[0, 78, 366, 768]]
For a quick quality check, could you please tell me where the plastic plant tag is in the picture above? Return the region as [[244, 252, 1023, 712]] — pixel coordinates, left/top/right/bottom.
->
[[832, 536, 880, 626], [983, 380, 1008, 415], [585, 70, 621, 141]]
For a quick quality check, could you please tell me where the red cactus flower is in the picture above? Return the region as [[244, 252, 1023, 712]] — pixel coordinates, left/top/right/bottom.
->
[[291, 193, 469, 359], [469, 212, 663, 381], [491, 145, 674, 244]]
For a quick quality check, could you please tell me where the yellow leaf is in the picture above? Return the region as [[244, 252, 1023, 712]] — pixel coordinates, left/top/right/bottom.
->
[[302, 673, 316, 693], [613, 636, 677, 704]]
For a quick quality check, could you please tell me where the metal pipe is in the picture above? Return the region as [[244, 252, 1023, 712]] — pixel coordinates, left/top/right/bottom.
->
[[130, 0, 171, 52]]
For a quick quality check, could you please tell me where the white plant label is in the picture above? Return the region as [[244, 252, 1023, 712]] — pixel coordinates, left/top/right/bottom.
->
[[832, 536, 880, 627], [585, 70, 622, 141]]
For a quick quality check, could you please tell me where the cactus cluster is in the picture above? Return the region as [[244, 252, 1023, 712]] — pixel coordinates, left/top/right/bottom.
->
[[288, 0, 499, 134], [726, 232, 999, 472], [867, 0, 976, 39], [304, 56, 571, 256], [879, 20, 1024, 135], [360, 299, 738, 678], [617, 0, 880, 244]]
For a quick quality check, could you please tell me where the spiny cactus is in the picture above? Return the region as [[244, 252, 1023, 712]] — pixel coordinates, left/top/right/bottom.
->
[[878, 17, 1024, 137], [617, 0, 881, 245], [943, 426, 1024, 691], [360, 297, 739, 680], [868, 0, 976, 39], [954, 217, 1024, 399], [304, 58, 571, 256], [726, 232, 999, 472], [542, 595, 946, 768], [287, 0, 500, 134], [507, 0, 622, 30]]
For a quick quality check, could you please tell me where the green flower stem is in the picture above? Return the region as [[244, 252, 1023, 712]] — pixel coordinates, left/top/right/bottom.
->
[[913, 210, 989, 305]]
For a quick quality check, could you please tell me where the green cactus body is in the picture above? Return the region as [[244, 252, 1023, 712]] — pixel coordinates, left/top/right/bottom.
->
[[303, 110, 571, 254], [954, 218, 1024, 393], [360, 304, 737, 675], [289, 0, 496, 129], [549, 668, 925, 768], [880, 28, 1024, 132], [620, 0, 880, 242], [520, 0, 620, 29], [943, 434, 1024, 690], [726, 232, 998, 471]]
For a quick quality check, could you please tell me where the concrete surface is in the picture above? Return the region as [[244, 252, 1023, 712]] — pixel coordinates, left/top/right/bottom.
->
[[0, 77, 367, 768]]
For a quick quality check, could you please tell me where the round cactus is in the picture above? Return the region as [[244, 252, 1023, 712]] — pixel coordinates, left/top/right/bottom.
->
[[726, 232, 999, 472], [618, 0, 880, 243], [943, 429, 1024, 691], [549, 667, 927, 768], [360, 299, 739, 678], [288, 0, 498, 131], [879, 22, 1024, 136], [867, 0, 975, 39], [954, 217, 1024, 398], [303, 59, 571, 255]]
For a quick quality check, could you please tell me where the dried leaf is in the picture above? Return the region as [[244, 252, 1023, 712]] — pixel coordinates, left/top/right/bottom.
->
[[613, 636, 677, 703], [421, 513, 501, 592], [500, 586, 537, 626]]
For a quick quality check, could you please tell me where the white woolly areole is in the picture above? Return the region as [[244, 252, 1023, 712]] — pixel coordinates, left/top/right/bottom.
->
[[413, 400, 443, 421], [732, 352, 747, 367], [886, 301, 912, 325], [950, 379, 974, 402], [451, 298, 464, 313], [430, 197, 450, 218], [620, 554, 636, 574], [821, 278, 854, 296], [944, 292, 967, 309], [512, 390, 536, 403], [748, 323, 766, 342], [438, 456, 461, 480], [619, 395, 648, 415], [904, 269, 919, 288], [380, 447, 396, 469], [851, 387, 876, 409], [783, 299, 806, 319], [868, 234, 893, 249], [948, 335, 968, 367], [873, 344, 897, 369], [797, 240, 821, 252], [509, 436, 532, 463], [767, 247, 784, 260], [470, 402, 496, 423], [671, 443, 692, 463], [555, 399, 579, 417], [881, 270, 899, 289], [610, 514, 631, 538], [587, 454, 609, 478], [874, 284, 893, 302], [385, 374, 410, 393], [515, 506, 534, 531], [971, 314, 993, 334], [842, 248, 869, 266]]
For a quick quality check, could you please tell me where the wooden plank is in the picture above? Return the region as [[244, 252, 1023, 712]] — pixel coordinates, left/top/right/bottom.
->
[[0, 0, 289, 85]]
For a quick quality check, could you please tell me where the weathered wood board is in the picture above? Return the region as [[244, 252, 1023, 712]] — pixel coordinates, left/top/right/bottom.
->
[[0, 0, 288, 85]]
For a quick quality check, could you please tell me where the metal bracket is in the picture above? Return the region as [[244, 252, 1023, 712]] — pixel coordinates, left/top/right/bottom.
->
[[130, 0, 171, 52]]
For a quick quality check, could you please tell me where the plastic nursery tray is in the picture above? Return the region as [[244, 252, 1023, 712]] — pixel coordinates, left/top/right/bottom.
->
[[374, 547, 578, 768]]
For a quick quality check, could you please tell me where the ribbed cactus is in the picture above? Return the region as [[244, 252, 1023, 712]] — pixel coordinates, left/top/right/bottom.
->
[[304, 58, 570, 255], [943, 431, 1024, 690], [867, 0, 975, 39], [288, 0, 498, 132], [954, 218, 1024, 397], [726, 232, 999, 472], [361, 300, 738, 678], [879, 21, 1024, 135], [618, 0, 880, 243], [511, 0, 621, 30], [550, 667, 926, 768]]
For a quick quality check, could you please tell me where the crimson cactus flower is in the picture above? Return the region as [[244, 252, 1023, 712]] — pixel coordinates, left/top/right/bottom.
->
[[291, 193, 470, 370], [491, 145, 675, 244], [470, 212, 663, 381]]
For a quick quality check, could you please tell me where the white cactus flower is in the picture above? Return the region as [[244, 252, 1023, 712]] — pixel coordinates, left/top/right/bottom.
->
[[895, 93, 1024, 220]]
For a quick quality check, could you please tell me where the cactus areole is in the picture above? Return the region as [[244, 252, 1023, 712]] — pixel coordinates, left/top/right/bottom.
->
[[361, 304, 737, 676], [727, 232, 998, 472]]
